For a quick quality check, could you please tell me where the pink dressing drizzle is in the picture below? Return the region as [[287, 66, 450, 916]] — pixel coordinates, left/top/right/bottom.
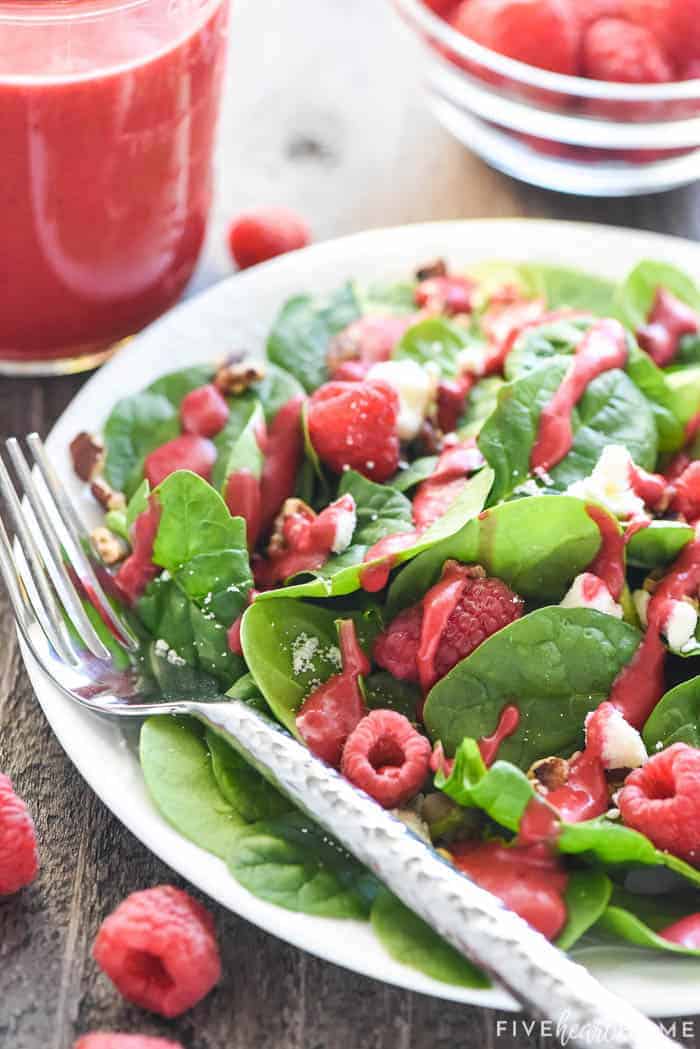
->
[[114, 497, 162, 605], [585, 503, 625, 600], [530, 319, 628, 473], [478, 704, 520, 766]]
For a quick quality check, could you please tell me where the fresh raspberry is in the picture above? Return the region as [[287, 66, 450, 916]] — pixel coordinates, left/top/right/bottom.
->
[[75, 1036, 184, 1049], [340, 710, 432, 808], [227, 207, 311, 270], [374, 565, 524, 688], [574, 0, 624, 28], [582, 18, 673, 84], [414, 275, 476, 316], [180, 384, 229, 438], [618, 743, 700, 865], [259, 395, 305, 535], [373, 604, 423, 682], [670, 461, 700, 522], [436, 374, 474, 433], [0, 773, 38, 895], [306, 380, 400, 482], [93, 886, 221, 1017], [297, 620, 369, 767], [327, 316, 414, 381], [624, 0, 700, 66], [144, 434, 216, 488], [450, 841, 568, 940], [451, 0, 581, 75]]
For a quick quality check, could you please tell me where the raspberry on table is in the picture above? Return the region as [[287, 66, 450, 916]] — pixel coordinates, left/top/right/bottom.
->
[[75, 1035, 184, 1049], [582, 18, 674, 84], [227, 207, 311, 270], [624, 0, 700, 67], [618, 743, 700, 865], [341, 709, 432, 808], [374, 565, 524, 689], [0, 772, 38, 895], [450, 0, 581, 75], [144, 434, 216, 488], [306, 379, 400, 482], [93, 886, 221, 1017], [180, 384, 229, 438]]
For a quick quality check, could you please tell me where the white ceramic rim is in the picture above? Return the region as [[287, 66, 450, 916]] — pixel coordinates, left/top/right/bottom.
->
[[25, 219, 700, 1018]]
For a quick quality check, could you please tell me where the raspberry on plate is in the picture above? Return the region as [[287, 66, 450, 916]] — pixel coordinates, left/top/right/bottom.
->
[[341, 709, 432, 808], [228, 207, 311, 270], [618, 743, 700, 865], [180, 384, 229, 438], [582, 18, 674, 84], [374, 563, 524, 691], [0, 772, 38, 895], [144, 434, 216, 488], [306, 379, 400, 482], [93, 886, 221, 1017], [624, 0, 700, 67], [75, 1036, 184, 1049], [450, 0, 581, 75]]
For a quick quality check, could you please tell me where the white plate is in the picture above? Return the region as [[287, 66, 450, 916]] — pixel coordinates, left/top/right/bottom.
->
[[28, 220, 700, 1017]]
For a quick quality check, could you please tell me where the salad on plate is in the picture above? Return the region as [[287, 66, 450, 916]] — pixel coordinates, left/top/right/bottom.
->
[[69, 252, 700, 989]]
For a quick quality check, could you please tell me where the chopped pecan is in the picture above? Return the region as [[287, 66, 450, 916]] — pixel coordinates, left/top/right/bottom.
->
[[90, 478, 126, 512], [528, 756, 569, 793], [90, 526, 127, 566], [415, 258, 447, 282], [70, 432, 104, 482], [214, 357, 266, 396]]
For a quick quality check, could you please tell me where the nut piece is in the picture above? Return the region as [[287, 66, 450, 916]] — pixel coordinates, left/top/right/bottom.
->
[[90, 526, 127, 565], [214, 357, 266, 396], [267, 497, 314, 555], [416, 258, 447, 282], [90, 478, 126, 512], [70, 432, 104, 482], [528, 756, 570, 793]]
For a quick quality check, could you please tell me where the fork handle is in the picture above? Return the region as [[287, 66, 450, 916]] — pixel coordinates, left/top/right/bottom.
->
[[193, 700, 678, 1049]]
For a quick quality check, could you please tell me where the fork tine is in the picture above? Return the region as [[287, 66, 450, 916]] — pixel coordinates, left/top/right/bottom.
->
[[5, 439, 110, 660], [0, 457, 81, 665], [26, 434, 138, 651]]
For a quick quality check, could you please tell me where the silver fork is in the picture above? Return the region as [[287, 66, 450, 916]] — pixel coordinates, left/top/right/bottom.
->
[[0, 433, 680, 1049]]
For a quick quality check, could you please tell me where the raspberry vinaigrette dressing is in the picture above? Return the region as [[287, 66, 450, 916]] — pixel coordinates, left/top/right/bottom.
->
[[0, 0, 228, 370]]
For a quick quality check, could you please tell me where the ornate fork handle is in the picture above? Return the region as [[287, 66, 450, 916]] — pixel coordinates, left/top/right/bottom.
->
[[194, 700, 678, 1049]]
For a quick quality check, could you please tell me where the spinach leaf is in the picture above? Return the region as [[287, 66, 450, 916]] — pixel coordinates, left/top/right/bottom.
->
[[228, 812, 378, 918], [625, 343, 685, 453], [387, 495, 607, 614], [459, 376, 505, 438], [257, 468, 493, 602], [503, 317, 592, 381], [478, 363, 568, 503], [678, 333, 700, 367], [666, 365, 700, 427], [205, 730, 291, 822], [393, 317, 467, 379], [267, 283, 361, 393], [140, 716, 243, 859], [127, 479, 150, 533], [616, 260, 700, 332], [342, 471, 413, 546], [548, 369, 658, 490], [595, 889, 700, 957], [423, 607, 641, 765], [365, 672, 422, 719], [643, 677, 700, 750], [521, 264, 617, 316], [557, 820, 700, 889], [148, 364, 214, 406], [227, 671, 270, 713], [435, 738, 535, 833], [216, 400, 265, 495], [103, 392, 179, 495], [626, 521, 694, 570], [556, 869, 613, 952], [211, 392, 261, 491], [252, 362, 305, 422], [240, 598, 343, 732], [390, 456, 439, 492], [370, 889, 490, 988], [357, 280, 416, 314]]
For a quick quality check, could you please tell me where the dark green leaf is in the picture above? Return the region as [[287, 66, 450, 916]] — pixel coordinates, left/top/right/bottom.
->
[[148, 364, 214, 406], [521, 264, 617, 315], [616, 260, 700, 332], [436, 738, 536, 832], [626, 521, 694, 570], [556, 869, 613, 951], [643, 676, 700, 750], [364, 672, 422, 719], [557, 819, 700, 889], [212, 392, 261, 491], [267, 284, 360, 393], [459, 376, 505, 438], [390, 456, 439, 492], [595, 888, 700, 957], [103, 392, 179, 495], [393, 317, 468, 380], [252, 362, 305, 422], [206, 730, 291, 822], [423, 607, 641, 766]]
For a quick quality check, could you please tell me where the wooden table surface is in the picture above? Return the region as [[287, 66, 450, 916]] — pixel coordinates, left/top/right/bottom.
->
[[2, 2, 700, 1047]]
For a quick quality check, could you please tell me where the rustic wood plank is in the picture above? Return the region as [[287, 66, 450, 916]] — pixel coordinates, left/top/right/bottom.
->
[[2, 0, 700, 1046]]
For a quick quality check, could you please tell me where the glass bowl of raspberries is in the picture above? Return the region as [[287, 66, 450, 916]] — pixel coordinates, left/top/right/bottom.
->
[[393, 0, 700, 195]]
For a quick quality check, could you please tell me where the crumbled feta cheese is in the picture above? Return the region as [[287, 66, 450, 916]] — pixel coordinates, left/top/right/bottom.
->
[[330, 495, 357, 554], [632, 588, 650, 628], [291, 633, 319, 675], [560, 573, 623, 619], [457, 343, 489, 377], [663, 599, 698, 654], [586, 704, 647, 770], [566, 445, 645, 519], [366, 359, 438, 440]]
